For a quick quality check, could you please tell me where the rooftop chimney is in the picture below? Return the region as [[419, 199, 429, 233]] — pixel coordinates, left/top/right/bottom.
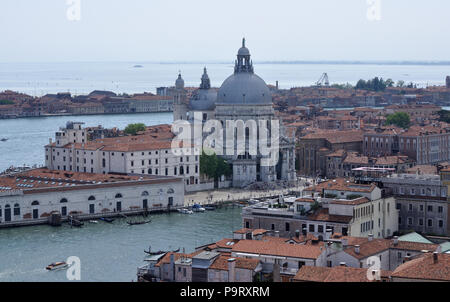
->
[[339, 262, 346, 267], [368, 234, 374, 241], [342, 238, 348, 247], [393, 236, 399, 246], [228, 258, 236, 282], [295, 230, 300, 239], [355, 245, 360, 254], [433, 252, 439, 264], [274, 231, 280, 238]]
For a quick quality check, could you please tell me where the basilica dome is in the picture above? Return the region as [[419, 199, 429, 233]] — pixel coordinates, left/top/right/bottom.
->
[[216, 38, 272, 106]]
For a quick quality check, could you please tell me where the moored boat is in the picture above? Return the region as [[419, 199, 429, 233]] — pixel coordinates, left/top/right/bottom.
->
[[127, 220, 151, 226], [192, 204, 206, 212], [100, 217, 114, 223], [178, 208, 193, 214]]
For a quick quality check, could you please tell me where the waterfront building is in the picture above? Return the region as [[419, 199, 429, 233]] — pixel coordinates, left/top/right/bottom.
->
[[242, 179, 398, 239], [0, 168, 184, 226], [45, 123, 203, 192], [381, 173, 449, 236], [139, 250, 262, 282]]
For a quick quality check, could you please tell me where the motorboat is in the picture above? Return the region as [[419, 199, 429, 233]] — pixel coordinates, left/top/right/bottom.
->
[[192, 204, 205, 213], [46, 262, 69, 271], [178, 208, 193, 214], [0, 138, 7, 142], [100, 217, 114, 223], [204, 205, 216, 211]]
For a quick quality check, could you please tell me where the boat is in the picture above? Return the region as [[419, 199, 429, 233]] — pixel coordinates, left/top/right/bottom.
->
[[144, 246, 166, 255], [204, 205, 216, 211], [144, 246, 180, 255], [89, 220, 99, 224], [68, 216, 84, 227], [127, 219, 151, 226], [192, 204, 206, 212], [46, 262, 69, 271], [100, 217, 114, 223], [178, 208, 193, 214], [0, 138, 7, 142]]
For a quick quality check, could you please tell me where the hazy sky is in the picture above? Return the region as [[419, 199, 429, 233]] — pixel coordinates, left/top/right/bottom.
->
[[1, 0, 449, 62]]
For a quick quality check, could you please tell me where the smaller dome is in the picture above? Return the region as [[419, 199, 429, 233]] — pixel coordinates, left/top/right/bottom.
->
[[238, 38, 250, 56], [175, 73, 184, 89], [190, 89, 217, 111]]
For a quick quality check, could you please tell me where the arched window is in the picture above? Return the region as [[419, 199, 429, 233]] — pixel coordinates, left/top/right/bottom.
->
[[60, 198, 68, 203], [5, 204, 10, 208], [167, 188, 175, 194], [141, 191, 149, 197], [31, 201, 39, 206], [14, 203, 20, 216], [115, 193, 123, 199], [148, 168, 152, 175], [88, 196, 96, 201]]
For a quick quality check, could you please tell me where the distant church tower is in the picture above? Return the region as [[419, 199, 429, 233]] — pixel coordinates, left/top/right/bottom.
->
[[446, 76, 450, 89], [173, 73, 188, 121]]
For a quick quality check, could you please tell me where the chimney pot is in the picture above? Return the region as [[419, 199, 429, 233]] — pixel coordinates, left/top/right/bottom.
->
[[339, 262, 346, 267], [433, 252, 439, 264], [355, 245, 360, 254], [393, 236, 399, 246], [368, 234, 374, 241]]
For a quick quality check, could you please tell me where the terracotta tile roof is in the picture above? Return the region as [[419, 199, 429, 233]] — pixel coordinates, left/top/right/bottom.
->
[[344, 238, 439, 260], [293, 266, 391, 282], [0, 168, 179, 193], [209, 256, 260, 271], [232, 240, 324, 259], [304, 178, 376, 193], [295, 197, 316, 203], [307, 208, 353, 224], [391, 253, 450, 281], [330, 197, 370, 206], [302, 129, 364, 144], [207, 239, 240, 250]]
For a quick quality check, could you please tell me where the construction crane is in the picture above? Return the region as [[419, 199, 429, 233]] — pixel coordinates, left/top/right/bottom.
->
[[315, 73, 330, 87]]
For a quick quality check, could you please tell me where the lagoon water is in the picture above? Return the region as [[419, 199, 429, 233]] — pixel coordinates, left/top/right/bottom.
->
[[0, 207, 242, 282], [1, 62, 449, 96]]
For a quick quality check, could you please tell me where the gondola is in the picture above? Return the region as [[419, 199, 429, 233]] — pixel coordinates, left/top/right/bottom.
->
[[127, 220, 151, 226], [144, 249, 166, 255], [100, 217, 114, 223]]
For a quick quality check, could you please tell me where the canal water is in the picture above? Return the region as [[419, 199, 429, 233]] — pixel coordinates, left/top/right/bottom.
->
[[0, 206, 242, 282]]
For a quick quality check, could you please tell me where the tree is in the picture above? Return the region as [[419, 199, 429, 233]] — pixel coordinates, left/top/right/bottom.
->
[[385, 78, 395, 87], [385, 112, 411, 129], [0, 100, 14, 105], [200, 151, 232, 181], [396, 80, 405, 88], [437, 110, 450, 123], [124, 123, 146, 135]]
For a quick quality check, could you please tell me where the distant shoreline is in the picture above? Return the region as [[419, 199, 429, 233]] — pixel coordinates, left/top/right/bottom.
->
[[2, 60, 450, 66]]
